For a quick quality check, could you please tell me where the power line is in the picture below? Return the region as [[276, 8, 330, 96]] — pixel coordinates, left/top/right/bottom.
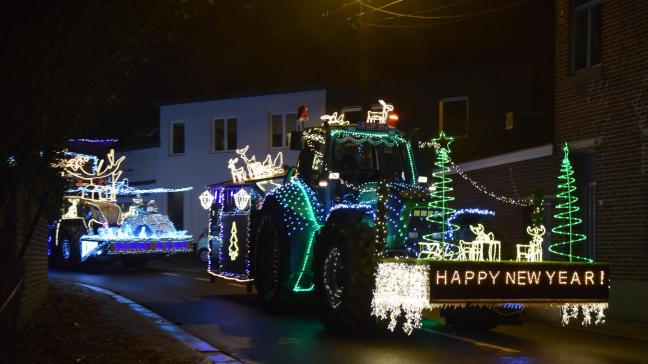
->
[[359, 0, 526, 28], [376, 0, 475, 21]]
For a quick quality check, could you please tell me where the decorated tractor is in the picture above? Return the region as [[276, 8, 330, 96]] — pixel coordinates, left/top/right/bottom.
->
[[203, 101, 609, 334], [49, 147, 193, 269]]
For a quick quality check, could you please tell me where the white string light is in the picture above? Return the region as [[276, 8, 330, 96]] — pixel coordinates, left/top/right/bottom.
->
[[561, 303, 607, 326], [371, 262, 430, 335], [228, 145, 284, 183], [420, 141, 531, 206]]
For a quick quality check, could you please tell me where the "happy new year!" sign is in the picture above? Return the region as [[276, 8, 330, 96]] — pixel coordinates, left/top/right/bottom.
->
[[426, 261, 609, 303]]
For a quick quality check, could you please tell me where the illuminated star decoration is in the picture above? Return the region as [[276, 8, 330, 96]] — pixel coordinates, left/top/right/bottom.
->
[[432, 130, 454, 154]]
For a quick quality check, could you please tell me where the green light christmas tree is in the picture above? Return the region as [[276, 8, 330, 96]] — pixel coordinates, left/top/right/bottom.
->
[[549, 143, 592, 262], [423, 131, 459, 258]]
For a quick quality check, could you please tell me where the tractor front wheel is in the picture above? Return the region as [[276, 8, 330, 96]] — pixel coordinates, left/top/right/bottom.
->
[[314, 220, 379, 333]]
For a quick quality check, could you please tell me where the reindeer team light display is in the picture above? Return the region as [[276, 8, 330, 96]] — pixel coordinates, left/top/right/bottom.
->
[[321, 112, 349, 125], [227, 145, 284, 191], [54, 149, 126, 202]]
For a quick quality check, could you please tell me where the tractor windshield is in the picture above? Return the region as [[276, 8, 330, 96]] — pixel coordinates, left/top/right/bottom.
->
[[331, 140, 409, 184]]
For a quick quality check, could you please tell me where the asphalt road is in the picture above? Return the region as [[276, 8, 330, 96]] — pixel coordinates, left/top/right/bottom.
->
[[51, 255, 648, 364]]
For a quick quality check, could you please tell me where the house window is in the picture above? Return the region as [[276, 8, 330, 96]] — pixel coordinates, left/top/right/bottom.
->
[[167, 192, 183, 229], [505, 112, 514, 130], [212, 118, 237, 152], [269, 113, 298, 148], [439, 97, 469, 137], [573, 0, 601, 70], [341, 106, 362, 124], [171, 123, 185, 155]]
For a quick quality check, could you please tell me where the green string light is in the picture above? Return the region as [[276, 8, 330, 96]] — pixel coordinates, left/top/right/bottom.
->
[[422, 131, 459, 257], [330, 129, 417, 184], [549, 143, 592, 263], [292, 180, 321, 292]]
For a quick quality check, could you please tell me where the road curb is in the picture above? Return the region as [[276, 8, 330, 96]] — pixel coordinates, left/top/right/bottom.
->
[[76, 282, 241, 364]]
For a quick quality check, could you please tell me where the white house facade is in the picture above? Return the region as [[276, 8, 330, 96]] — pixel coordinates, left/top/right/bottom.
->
[[120, 89, 327, 239]]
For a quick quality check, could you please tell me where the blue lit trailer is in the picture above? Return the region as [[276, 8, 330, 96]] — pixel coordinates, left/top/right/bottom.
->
[[202, 179, 272, 287]]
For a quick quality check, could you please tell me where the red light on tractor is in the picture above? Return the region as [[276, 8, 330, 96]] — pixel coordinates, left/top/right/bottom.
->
[[388, 113, 399, 126]]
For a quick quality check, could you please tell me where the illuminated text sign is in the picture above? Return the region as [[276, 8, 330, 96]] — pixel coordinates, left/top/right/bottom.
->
[[427, 261, 609, 303]]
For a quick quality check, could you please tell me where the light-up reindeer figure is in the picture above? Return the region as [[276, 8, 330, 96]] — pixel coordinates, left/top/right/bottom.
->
[[321, 112, 349, 125], [62, 198, 80, 219], [366, 99, 394, 124], [517, 225, 546, 262], [63, 149, 125, 202], [459, 224, 501, 261], [228, 158, 247, 183], [235, 145, 283, 180]]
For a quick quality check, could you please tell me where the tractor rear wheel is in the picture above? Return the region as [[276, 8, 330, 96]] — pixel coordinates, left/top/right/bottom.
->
[[254, 203, 291, 313]]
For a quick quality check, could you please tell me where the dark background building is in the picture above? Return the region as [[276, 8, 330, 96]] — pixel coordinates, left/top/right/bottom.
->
[[554, 0, 648, 321]]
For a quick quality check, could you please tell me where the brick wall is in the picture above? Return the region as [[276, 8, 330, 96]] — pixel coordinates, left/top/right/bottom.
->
[[452, 155, 556, 259], [555, 0, 648, 281], [14, 188, 49, 325]]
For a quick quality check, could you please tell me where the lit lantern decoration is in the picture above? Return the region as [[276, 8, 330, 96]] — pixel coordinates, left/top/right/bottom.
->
[[199, 190, 214, 210], [233, 188, 251, 211]]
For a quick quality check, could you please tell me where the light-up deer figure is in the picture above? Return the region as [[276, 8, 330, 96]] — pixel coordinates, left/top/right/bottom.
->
[[62, 198, 80, 219], [321, 112, 349, 125], [63, 149, 125, 202], [235, 145, 283, 180], [517, 225, 546, 262], [366, 99, 394, 124], [458, 224, 501, 261], [228, 158, 247, 183]]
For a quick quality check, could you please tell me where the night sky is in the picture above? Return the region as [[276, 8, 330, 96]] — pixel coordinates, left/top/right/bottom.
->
[[1, 0, 550, 150]]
